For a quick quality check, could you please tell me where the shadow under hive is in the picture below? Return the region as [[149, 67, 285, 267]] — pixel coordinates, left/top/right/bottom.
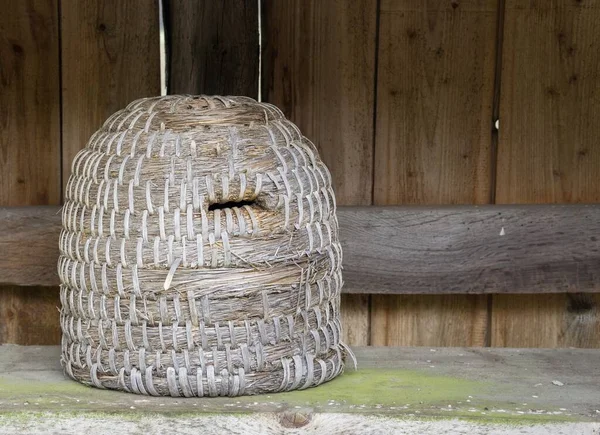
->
[[58, 95, 350, 396]]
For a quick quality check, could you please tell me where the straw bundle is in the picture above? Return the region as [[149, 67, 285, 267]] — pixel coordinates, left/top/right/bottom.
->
[[58, 95, 351, 397]]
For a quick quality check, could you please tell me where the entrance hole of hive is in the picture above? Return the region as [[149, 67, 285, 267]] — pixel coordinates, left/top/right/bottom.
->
[[208, 200, 258, 211]]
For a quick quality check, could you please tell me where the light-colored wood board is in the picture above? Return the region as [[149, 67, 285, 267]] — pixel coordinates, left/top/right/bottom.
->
[[0, 287, 60, 345], [60, 0, 161, 191], [371, 294, 488, 346], [262, 0, 377, 345], [166, 0, 259, 97], [0, 415, 596, 435], [492, 294, 600, 348], [374, 0, 497, 206], [371, 0, 499, 347], [494, 0, 600, 348], [496, 0, 600, 204], [341, 294, 370, 345], [4, 205, 600, 296], [0, 345, 598, 426], [0, 0, 61, 206]]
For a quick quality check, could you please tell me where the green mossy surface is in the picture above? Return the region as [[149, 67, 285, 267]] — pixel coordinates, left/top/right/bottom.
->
[[0, 369, 589, 424], [0, 368, 484, 406], [273, 368, 484, 405]]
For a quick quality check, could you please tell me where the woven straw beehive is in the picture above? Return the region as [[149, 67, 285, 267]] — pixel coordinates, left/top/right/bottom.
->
[[59, 95, 351, 397]]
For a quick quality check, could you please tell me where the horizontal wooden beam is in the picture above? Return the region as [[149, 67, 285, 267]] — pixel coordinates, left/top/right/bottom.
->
[[1, 205, 599, 294], [341, 204, 600, 294]]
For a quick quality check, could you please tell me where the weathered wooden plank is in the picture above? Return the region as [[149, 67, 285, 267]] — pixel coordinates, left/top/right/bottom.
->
[[340, 293, 370, 346], [2, 415, 595, 435], [2, 205, 600, 298], [373, 0, 497, 206], [0, 0, 61, 346], [371, 0, 499, 347], [342, 205, 600, 295], [61, 0, 161, 190], [0, 287, 60, 345], [493, 0, 600, 348], [371, 294, 488, 346], [0, 346, 598, 431], [0, 207, 59, 287], [262, 0, 378, 345], [0, 0, 61, 206], [166, 0, 259, 97], [496, 1, 600, 204], [492, 294, 600, 348]]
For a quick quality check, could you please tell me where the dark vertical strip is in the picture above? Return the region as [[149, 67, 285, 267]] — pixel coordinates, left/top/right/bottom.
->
[[370, 0, 381, 209], [367, 0, 382, 346], [157, 0, 167, 95], [490, 0, 506, 206], [258, 0, 267, 103], [162, 0, 172, 94], [166, 0, 259, 97], [58, 0, 64, 204], [487, 0, 506, 347]]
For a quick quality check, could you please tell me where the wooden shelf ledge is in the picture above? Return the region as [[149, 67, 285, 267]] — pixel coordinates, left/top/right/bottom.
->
[[2, 204, 600, 294], [0, 346, 598, 433]]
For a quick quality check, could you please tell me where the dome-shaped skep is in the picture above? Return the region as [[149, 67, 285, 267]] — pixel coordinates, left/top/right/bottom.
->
[[59, 95, 351, 396]]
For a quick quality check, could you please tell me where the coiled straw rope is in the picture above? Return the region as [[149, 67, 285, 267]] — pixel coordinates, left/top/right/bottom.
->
[[59, 95, 352, 397]]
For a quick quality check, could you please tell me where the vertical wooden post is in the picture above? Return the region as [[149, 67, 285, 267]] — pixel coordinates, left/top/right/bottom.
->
[[370, 0, 499, 346], [493, 0, 600, 348], [0, 0, 61, 344]]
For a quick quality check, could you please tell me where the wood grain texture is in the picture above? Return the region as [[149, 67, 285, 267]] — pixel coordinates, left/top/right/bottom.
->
[[4, 205, 600, 297], [341, 205, 600, 295], [494, 0, 600, 348], [492, 294, 600, 348], [374, 0, 497, 206], [496, 0, 600, 204], [166, 0, 258, 97], [371, 294, 488, 346], [0, 0, 60, 206], [372, 0, 499, 346], [340, 294, 370, 346], [262, 0, 377, 345], [61, 0, 161, 190], [0, 207, 60, 287], [0, 286, 60, 345], [0, 0, 61, 346]]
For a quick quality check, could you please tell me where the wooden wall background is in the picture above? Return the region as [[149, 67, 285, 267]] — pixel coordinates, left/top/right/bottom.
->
[[1, 0, 599, 348]]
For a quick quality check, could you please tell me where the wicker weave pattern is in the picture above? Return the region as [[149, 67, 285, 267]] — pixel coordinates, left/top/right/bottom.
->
[[59, 95, 350, 396]]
